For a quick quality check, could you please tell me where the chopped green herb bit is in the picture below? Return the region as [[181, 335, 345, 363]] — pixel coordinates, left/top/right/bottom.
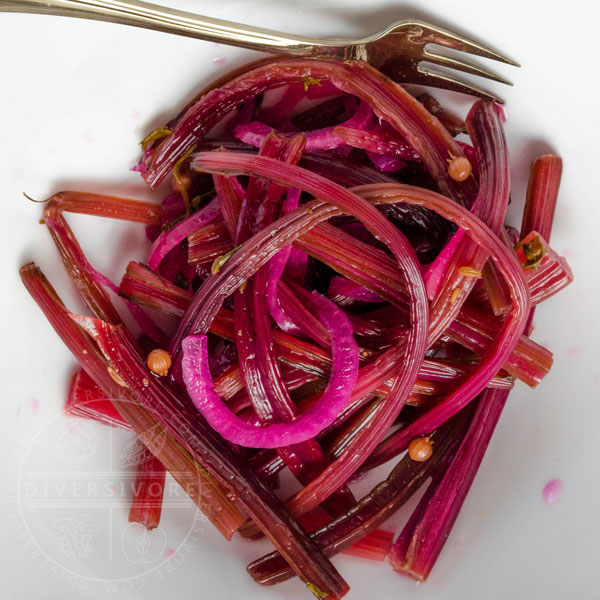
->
[[140, 126, 172, 150], [306, 582, 328, 599], [302, 76, 322, 92], [211, 244, 242, 275]]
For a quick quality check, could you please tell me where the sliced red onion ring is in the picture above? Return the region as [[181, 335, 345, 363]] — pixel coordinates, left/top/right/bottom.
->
[[182, 291, 359, 448], [148, 197, 221, 272]]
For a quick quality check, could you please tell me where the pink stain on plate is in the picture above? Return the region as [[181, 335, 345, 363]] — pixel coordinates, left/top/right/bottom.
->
[[165, 548, 177, 559], [130, 109, 142, 132], [562, 248, 577, 259], [212, 56, 227, 66], [542, 479, 563, 505], [130, 163, 147, 174], [30, 398, 40, 413], [567, 347, 583, 358]]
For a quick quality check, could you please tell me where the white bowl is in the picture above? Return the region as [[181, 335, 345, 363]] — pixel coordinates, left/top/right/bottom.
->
[[1, 1, 598, 598]]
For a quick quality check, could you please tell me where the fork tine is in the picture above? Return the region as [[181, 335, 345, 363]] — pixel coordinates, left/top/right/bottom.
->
[[416, 21, 520, 67], [423, 49, 513, 86], [417, 65, 505, 103]]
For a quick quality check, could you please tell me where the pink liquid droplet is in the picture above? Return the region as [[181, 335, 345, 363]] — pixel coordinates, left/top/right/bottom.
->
[[212, 56, 227, 66], [165, 548, 176, 559], [542, 479, 563, 505], [30, 398, 40, 413]]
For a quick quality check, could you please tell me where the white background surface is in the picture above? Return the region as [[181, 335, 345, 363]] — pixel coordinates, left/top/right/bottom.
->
[[1, 0, 599, 598]]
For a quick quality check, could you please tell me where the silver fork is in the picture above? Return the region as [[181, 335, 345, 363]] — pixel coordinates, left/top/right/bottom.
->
[[1, 0, 519, 101]]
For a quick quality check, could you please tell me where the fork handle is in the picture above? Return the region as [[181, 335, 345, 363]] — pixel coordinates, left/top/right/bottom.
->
[[0, 0, 350, 58]]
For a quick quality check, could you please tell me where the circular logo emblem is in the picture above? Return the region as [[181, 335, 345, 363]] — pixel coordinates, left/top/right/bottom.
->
[[10, 400, 206, 592]]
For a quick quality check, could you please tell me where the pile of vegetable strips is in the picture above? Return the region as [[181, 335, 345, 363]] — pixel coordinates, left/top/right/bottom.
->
[[22, 57, 572, 598]]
